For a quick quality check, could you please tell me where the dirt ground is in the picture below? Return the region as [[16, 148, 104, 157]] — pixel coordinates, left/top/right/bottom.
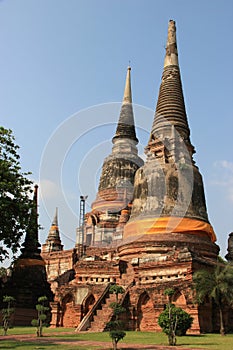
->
[[0, 333, 203, 349]]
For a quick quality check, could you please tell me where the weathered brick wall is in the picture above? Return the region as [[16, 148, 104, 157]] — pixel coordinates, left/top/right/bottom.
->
[[42, 249, 77, 282], [62, 303, 81, 328]]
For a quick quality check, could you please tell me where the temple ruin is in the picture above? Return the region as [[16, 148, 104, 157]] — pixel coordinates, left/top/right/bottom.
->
[[4, 20, 232, 333]]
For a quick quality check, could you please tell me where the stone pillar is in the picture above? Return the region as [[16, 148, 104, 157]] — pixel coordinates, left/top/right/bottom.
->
[[187, 306, 200, 334], [50, 301, 61, 328]]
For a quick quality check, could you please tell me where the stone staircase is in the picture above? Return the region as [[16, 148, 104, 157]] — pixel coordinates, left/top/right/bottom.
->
[[75, 283, 111, 332], [88, 281, 135, 332], [88, 293, 116, 332], [76, 266, 136, 333]]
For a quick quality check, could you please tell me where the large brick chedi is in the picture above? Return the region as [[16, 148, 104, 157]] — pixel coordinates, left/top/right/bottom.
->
[[121, 20, 218, 259], [119, 20, 219, 333]]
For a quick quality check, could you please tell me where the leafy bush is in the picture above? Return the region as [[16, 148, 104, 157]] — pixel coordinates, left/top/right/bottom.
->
[[106, 284, 126, 350], [31, 296, 49, 337], [1, 295, 15, 335], [109, 330, 126, 348], [158, 304, 193, 336]]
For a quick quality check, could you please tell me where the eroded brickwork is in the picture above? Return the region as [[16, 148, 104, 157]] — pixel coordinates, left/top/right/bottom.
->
[[45, 239, 221, 332]]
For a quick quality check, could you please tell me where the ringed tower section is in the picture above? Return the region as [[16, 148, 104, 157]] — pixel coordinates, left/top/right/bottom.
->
[[85, 66, 144, 246]]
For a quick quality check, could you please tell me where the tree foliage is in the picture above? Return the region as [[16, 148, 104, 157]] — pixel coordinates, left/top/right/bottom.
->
[[109, 284, 125, 303], [1, 295, 15, 335], [0, 127, 33, 261], [0, 267, 7, 281], [106, 284, 126, 350], [158, 304, 193, 337], [31, 296, 49, 337], [158, 289, 193, 346], [109, 302, 126, 316], [109, 330, 126, 348], [193, 258, 233, 335]]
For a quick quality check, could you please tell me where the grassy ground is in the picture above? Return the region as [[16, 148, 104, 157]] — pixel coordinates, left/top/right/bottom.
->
[[0, 327, 233, 349]]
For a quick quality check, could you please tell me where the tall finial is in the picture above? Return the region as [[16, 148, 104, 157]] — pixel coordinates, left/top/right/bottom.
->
[[164, 20, 179, 67], [112, 65, 138, 143], [41, 207, 63, 253], [20, 184, 41, 259], [52, 207, 58, 227], [34, 184, 38, 208], [122, 65, 132, 104]]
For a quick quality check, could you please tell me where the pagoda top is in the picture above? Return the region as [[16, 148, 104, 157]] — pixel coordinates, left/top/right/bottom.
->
[[113, 66, 138, 143]]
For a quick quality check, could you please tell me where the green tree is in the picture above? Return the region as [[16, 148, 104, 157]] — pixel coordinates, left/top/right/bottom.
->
[[0, 127, 34, 261], [31, 296, 49, 337], [106, 284, 126, 350], [109, 284, 125, 303], [158, 289, 193, 346], [158, 304, 193, 338], [193, 259, 233, 335], [0, 267, 7, 283], [1, 295, 15, 335], [109, 330, 126, 350]]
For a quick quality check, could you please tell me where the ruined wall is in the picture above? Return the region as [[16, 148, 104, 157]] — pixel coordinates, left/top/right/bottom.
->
[[42, 249, 77, 282]]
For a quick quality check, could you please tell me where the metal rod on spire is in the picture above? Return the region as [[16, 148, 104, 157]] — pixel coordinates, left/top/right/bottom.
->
[[78, 195, 88, 256]]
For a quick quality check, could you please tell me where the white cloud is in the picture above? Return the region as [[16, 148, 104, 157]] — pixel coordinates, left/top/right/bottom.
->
[[220, 160, 233, 172], [229, 190, 233, 202], [39, 179, 60, 200], [212, 160, 233, 203]]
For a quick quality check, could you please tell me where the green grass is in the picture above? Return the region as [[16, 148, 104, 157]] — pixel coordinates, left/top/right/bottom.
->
[[0, 342, 99, 350], [4, 327, 73, 335], [0, 327, 233, 349], [47, 330, 168, 343], [177, 334, 233, 349]]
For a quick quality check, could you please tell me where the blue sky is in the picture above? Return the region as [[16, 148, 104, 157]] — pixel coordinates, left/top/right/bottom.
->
[[0, 0, 233, 264]]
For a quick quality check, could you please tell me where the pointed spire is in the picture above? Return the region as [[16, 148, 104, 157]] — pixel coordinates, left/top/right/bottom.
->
[[150, 20, 190, 143], [48, 207, 60, 241], [164, 20, 179, 67], [52, 207, 58, 227], [42, 207, 63, 253], [20, 184, 41, 259], [34, 184, 38, 206], [122, 65, 132, 104], [113, 66, 138, 143]]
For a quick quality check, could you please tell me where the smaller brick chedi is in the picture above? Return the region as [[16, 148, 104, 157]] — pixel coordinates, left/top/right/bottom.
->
[[42, 208, 63, 253], [85, 66, 143, 246], [4, 186, 53, 325]]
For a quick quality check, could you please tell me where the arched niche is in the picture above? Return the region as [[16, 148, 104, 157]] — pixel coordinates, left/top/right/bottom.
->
[[173, 289, 186, 307], [137, 291, 155, 331], [61, 293, 75, 327], [83, 293, 95, 316]]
